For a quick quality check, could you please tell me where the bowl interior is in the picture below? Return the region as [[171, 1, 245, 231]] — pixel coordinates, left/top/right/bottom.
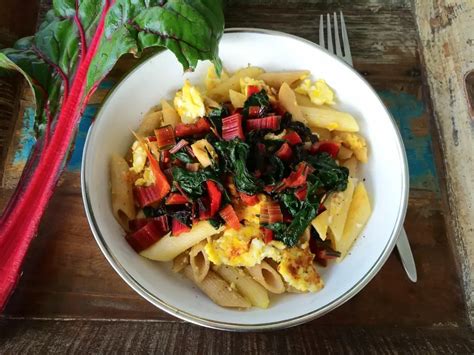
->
[[82, 29, 407, 330]]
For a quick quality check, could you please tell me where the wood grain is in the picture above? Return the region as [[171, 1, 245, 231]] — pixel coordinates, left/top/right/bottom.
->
[[0, 0, 472, 350], [0, 319, 472, 354], [413, 0, 474, 325]]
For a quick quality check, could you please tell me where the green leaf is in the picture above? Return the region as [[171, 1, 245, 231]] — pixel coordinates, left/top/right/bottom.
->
[[306, 152, 349, 191], [212, 139, 261, 195], [87, 0, 224, 91], [0, 0, 225, 139]]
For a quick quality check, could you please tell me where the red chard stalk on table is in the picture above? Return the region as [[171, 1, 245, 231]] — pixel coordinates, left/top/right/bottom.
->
[[0, 0, 224, 310]]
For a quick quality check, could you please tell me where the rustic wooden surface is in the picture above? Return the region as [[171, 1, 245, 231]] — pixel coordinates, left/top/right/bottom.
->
[[413, 0, 474, 326], [0, 0, 473, 353]]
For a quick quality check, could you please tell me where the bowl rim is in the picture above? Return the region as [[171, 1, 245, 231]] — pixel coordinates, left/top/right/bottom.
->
[[81, 27, 409, 331]]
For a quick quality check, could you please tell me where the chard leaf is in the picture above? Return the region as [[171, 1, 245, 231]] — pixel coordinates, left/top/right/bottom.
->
[[306, 153, 349, 192], [0, 0, 225, 309], [212, 139, 261, 195]]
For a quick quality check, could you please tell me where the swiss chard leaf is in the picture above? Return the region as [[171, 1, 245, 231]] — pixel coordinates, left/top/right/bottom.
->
[[306, 153, 349, 191], [171, 150, 194, 164], [0, 0, 225, 308], [212, 139, 261, 195], [208, 106, 229, 135], [266, 202, 317, 247], [171, 166, 220, 199]]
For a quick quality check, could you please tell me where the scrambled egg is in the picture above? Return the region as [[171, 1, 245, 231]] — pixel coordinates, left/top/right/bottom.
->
[[295, 79, 335, 106], [205, 64, 229, 91], [130, 140, 147, 174], [332, 132, 368, 163], [278, 247, 324, 292], [205, 225, 286, 267], [174, 80, 205, 124], [135, 166, 155, 186]]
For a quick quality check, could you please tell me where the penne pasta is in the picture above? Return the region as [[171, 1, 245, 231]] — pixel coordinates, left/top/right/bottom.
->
[[337, 145, 354, 160], [172, 251, 190, 273], [213, 265, 269, 309], [207, 66, 265, 102], [257, 70, 309, 89], [183, 266, 251, 308], [136, 110, 162, 137], [326, 178, 356, 245], [161, 99, 180, 127], [140, 221, 224, 261], [300, 106, 359, 132], [247, 261, 285, 294], [110, 154, 136, 231], [229, 89, 247, 108], [278, 82, 305, 123], [341, 156, 359, 178], [189, 240, 210, 282]]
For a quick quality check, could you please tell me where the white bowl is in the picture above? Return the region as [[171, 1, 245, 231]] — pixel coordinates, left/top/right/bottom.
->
[[81, 28, 408, 331]]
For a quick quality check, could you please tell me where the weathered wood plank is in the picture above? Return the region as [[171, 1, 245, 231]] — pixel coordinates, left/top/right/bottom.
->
[[0, 319, 472, 354], [413, 0, 474, 325], [0, 173, 467, 327]]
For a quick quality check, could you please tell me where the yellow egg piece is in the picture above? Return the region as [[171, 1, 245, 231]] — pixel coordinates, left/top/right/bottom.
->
[[134, 166, 155, 186], [130, 140, 147, 174], [295, 79, 335, 106], [204, 225, 284, 267], [278, 247, 324, 292], [173, 80, 205, 124]]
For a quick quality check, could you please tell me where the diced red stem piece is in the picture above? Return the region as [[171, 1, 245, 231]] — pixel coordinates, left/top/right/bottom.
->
[[222, 113, 245, 141], [262, 228, 274, 244], [175, 118, 211, 137], [246, 115, 281, 131], [219, 204, 241, 230], [155, 125, 176, 149], [294, 184, 308, 201], [283, 131, 303, 145], [246, 85, 260, 97], [128, 215, 170, 232], [206, 181, 222, 217], [275, 142, 292, 161], [309, 141, 340, 158], [239, 192, 259, 206], [165, 193, 189, 205], [169, 139, 189, 154], [260, 201, 283, 224], [248, 106, 261, 117], [171, 218, 191, 236], [126, 219, 169, 252]]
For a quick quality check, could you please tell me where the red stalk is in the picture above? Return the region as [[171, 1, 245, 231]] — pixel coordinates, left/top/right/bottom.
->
[[0, 0, 114, 311]]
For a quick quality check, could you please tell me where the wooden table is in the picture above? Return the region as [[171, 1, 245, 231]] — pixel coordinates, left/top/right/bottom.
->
[[1, 1, 473, 353]]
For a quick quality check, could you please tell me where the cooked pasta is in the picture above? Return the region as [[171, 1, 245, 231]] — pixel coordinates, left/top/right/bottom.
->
[[110, 154, 135, 230], [189, 240, 210, 282], [213, 265, 269, 308], [136, 110, 163, 137], [247, 261, 285, 294], [183, 266, 251, 308], [111, 64, 372, 309]]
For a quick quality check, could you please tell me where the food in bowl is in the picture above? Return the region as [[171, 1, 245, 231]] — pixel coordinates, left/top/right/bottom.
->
[[109, 64, 372, 309]]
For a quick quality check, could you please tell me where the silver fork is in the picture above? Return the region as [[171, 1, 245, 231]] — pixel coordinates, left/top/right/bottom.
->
[[319, 12, 417, 283]]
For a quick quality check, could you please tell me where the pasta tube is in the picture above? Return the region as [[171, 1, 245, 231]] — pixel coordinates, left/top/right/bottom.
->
[[140, 221, 224, 261], [214, 265, 269, 309], [247, 261, 285, 294], [189, 240, 210, 282], [110, 154, 136, 230], [183, 266, 251, 308]]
